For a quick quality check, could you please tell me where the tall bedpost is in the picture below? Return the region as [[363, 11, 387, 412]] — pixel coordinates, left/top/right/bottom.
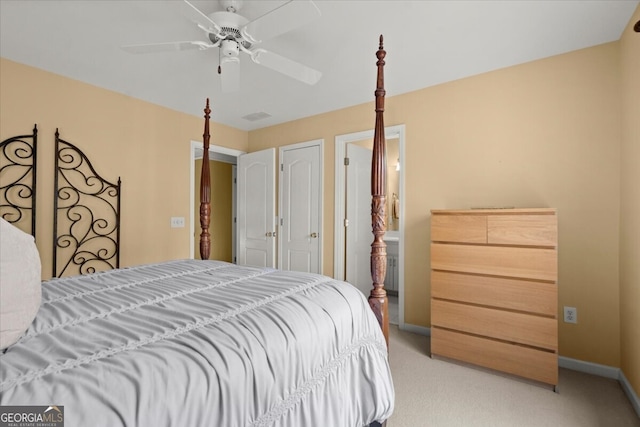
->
[[369, 35, 389, 346], [199, 99, 212, 260]]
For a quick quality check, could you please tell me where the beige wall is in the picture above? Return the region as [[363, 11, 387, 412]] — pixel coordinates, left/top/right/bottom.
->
[[249, 42, 624, 367], [0, 58, 248, 277], [619, 7, 640, 395]]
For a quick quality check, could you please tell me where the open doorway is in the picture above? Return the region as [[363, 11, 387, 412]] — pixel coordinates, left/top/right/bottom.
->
[[334, 125, 405, 327], [190, 141, 245, 261]]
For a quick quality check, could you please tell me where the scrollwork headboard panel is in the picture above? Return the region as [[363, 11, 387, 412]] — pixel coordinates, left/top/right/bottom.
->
[[53, 129, 121, 278], [0, 125, 38, 237]]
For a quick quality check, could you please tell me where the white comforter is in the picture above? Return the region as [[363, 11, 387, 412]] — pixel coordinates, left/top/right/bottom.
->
[[0, 260, 394, 427]]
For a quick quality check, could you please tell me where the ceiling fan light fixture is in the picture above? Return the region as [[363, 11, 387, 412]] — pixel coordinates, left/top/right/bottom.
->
[[221, 40, 240, 57]]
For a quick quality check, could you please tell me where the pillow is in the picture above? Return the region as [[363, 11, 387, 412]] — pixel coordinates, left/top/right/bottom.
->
[[0, 218, 42, 350]]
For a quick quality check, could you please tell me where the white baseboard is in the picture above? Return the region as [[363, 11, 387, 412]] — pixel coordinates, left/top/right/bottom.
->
[[558, 356, 619, 379], [619, 370, 640, 418], [559, 356, 640, 418]]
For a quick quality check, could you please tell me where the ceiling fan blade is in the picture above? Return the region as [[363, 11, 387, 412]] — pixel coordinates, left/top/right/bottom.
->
[[241, 0, 320, 45], [250, 49, 321, 85], [219, 57, 240, 93], [181, 0, 223, 37], [122, 41, 214, 54]]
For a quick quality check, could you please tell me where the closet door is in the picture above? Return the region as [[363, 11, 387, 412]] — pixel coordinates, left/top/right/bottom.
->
[[237, 148, 276, 267], [279, 141, 322, 274]]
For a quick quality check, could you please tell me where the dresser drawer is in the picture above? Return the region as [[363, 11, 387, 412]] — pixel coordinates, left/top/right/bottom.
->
[[431, 243, 557, 282], [431, 271, 557, 316], [487, 214, 557, 247], [431, 299, 557, 351], [432, 328, 558, 385], [431, 214, 487, 244]]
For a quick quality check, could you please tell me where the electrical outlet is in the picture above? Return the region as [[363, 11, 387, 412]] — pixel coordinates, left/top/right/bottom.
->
[[563, 306, 577, 324], [170, 217, 185, 228]]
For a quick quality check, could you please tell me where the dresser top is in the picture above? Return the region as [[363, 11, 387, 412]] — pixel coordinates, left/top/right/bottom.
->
[[431, 208, 556, 215]]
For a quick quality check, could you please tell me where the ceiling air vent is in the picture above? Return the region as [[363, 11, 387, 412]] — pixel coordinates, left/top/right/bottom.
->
[[242, 112, 272, 122]]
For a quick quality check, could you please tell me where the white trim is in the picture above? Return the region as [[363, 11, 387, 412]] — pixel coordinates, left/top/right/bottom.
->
[[278, 139, 324, 273], [558, 356, 619, 379], [190, 140, 245, 259], [334, 125, 406, 327], [620, 370, 640, 418], [193, 142, 245, 159]]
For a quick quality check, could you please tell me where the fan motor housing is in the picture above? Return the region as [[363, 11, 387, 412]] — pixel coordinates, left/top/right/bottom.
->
[[207, 11, 251, 49]]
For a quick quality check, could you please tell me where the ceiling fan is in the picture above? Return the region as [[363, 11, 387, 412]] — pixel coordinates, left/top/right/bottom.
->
[[122, 0, 322, 92]]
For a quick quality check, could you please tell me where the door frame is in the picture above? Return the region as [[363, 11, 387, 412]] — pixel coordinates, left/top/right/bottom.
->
[[190, 140, 245, 259], [278, 139, 324, 272], [333, 125, 406, 325]]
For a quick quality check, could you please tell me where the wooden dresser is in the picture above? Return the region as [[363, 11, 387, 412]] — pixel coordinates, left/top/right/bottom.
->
[[430, 208, 558, 388]]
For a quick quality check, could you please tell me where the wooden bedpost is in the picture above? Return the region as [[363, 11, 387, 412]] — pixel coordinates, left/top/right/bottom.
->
[[199, 99, 212, 260], [369, 35, 389, 347]]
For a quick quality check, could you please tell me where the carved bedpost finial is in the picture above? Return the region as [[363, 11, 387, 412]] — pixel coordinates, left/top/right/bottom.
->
[[375, 35, 386, 114], [200, 99, 212, 260], [369, 35, 389, 347]]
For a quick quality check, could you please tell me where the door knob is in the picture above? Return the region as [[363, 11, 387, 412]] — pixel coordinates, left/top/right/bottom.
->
[[310, 232, 318, 238], [266, 231, 277, 237]]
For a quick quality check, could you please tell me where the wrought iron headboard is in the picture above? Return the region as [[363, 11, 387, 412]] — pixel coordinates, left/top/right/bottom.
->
[[0, 125, 38, 237], [53, 129, 121, 278]]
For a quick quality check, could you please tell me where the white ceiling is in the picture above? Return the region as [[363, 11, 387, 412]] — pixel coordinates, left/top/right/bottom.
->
[[1, 1, 637, 131]]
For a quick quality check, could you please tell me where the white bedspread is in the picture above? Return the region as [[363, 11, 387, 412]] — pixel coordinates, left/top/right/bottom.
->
[[0, 260, 394, 427]]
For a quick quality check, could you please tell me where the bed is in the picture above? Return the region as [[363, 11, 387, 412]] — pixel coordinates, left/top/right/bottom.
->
[[0, 37, 393, 427]]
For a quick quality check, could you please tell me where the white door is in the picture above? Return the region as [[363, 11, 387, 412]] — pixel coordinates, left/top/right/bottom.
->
[[279, 142, 322, 273], [345, 143, 374, 297], [237, 148, 276, 267]]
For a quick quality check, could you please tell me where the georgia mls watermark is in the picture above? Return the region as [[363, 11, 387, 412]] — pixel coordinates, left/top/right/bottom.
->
[[0, 406, 64, 427]]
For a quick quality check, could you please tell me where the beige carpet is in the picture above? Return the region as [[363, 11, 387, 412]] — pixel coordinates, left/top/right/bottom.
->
[[386, 325, 640, 427]]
